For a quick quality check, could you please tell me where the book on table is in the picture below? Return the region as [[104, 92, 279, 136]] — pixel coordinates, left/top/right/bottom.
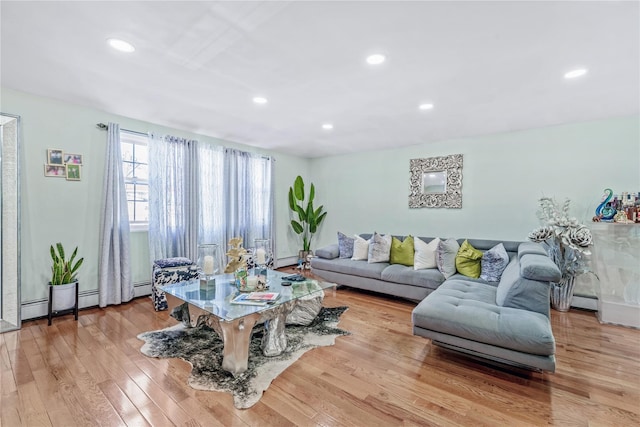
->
[[231, 292, 280, 305]]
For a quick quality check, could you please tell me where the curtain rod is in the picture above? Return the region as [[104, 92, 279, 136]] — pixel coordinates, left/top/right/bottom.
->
[[96, 123, 148, 137], [96, 122, 274, 161]]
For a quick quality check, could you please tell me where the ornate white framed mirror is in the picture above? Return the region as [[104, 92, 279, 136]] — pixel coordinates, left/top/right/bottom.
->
[[409, 154, 463, 208]]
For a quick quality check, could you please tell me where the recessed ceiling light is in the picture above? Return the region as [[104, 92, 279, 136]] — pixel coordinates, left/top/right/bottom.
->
[[107, 38, 135, 53], [252, 96, 268, 104], [564, 68, 588, 79], [419, 103, 434, 110], [366, 54, 386, 65], [322, 123, 334, 130]]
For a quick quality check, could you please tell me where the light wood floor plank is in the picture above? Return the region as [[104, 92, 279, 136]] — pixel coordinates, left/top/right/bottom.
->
[[3, 270, 639, 426]]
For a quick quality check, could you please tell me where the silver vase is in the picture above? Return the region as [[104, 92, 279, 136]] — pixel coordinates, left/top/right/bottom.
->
[[550, 275, 577, 312]]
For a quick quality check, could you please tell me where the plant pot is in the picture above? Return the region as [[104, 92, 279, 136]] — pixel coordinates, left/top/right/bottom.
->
[[298, 250, 313, 270], [550, 275, 577, 312], [50, 281, 77, 311]]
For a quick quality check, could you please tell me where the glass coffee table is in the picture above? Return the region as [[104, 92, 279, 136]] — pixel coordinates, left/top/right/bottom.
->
[[159, 269, 336, 374]]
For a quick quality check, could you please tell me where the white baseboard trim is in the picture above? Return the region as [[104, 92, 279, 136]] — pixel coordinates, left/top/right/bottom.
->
[[21, 282, 152, 321], [134, 283, 152, 298], [597, 297, 640, 328], [571, 295, 598, 311], [278, 256, 299, 267]]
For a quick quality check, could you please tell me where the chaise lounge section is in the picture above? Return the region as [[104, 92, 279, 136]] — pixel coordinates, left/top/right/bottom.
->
[[412, 243, 561, 372], [311, 235, 561, 371]]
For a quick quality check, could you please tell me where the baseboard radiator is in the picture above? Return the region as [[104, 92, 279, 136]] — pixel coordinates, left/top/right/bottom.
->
[[21, 282, 152, 321]]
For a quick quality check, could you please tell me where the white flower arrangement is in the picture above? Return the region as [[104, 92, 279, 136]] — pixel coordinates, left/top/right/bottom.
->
[[528, 197, 593, 278]]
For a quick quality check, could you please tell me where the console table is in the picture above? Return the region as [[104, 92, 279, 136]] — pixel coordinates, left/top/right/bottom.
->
[[589, 222, 640, 328]]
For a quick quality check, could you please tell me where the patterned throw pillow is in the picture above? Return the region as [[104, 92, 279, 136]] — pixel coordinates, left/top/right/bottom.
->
[[337, 231, 355, 259], [455, 240, 484, 278], [436, 238, 460, 279], [351, 235, 370, 261], [390, 235, 415, 266], [414, 237, 440, 270], [368, 232, 392, 263], [480, 243, 510, 282]]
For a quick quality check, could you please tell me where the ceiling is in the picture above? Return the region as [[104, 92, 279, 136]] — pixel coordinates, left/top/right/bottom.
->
[[1, 1, 638, 158]]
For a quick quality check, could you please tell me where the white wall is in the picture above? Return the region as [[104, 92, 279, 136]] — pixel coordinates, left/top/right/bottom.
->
[[310, 116, 640, 248], [1, 88, 310, 312]]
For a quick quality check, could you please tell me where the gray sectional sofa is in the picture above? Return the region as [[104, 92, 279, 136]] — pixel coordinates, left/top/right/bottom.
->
[[311, 235, 561, 372]]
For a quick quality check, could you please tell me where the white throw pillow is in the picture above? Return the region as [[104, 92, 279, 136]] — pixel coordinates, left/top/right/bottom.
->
[[414, 237, 440, 270], [437, 238, 460, 279], [351, 235, 370, 260]]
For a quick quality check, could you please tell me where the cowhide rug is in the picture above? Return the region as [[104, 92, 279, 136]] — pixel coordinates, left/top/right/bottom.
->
[[138, 306, 349, 409]]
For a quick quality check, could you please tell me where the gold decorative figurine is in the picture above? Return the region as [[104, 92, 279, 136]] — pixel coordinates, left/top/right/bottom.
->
[[224, 237, 248, 273]]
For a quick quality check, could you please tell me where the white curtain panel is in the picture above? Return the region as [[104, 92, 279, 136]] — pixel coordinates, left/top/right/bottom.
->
[[198, 143, 225, 247], [269, 157, 277, 267], [223, 149, 274, 257], [98, 122, 133, 307], [148, 139, 275, 266], [148, 134, 199, 262]]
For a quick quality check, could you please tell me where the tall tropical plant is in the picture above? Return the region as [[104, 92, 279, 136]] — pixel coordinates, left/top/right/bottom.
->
[[50, 243, 84, 285], [288, 176, 327, 252]]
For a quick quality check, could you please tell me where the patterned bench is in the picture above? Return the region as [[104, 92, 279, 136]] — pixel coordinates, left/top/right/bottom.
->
[[151, 257, 198, 311]]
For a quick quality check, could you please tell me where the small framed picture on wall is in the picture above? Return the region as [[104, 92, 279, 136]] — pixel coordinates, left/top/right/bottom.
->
[[47, 149, 64, 165], [64, 153, 83, 165], [66, 164, 81, 181], [44, 164, 66, 177]]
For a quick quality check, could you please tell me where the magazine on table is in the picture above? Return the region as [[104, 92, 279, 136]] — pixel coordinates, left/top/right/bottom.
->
[[245, 292, 279, 301], [231, 292, 280, 305]]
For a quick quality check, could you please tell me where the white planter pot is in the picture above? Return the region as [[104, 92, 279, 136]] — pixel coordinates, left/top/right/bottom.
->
[[50, 281, 77, 311]]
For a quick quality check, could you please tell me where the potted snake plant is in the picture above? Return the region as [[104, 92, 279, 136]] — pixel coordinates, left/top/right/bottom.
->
[[49, 243, 84, 311]]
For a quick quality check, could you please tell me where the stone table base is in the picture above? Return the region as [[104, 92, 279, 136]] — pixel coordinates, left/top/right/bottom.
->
[[166, 289, 325, 374]]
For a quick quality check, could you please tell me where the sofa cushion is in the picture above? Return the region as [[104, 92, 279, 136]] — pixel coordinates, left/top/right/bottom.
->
[[337, 232, 355, 259], [316, 244, 339, 259], [412, 279, 555, 356], [460, 238, 521, 255], [480, 243, 510, 282], [496, 257, 551, 315], [520, 253, 562, 282], [437, 238, 460, 279], [381, 264, 445, 290], [390, 236, 414, 266], [312, 257, 389, 280], [518, 242, 548, 258], [414, 237, 439, 270], [447, 273, 492, 285], [455, 240, 484, 278], [368, 232, 392, 263], [351, 235, 370, 260]]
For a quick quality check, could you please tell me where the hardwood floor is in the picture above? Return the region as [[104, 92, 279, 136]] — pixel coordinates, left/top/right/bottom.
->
[[2, 274, 639, 426]]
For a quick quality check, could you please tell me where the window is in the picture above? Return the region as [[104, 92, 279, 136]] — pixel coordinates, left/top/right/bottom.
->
[[121, 131, 149, 228]]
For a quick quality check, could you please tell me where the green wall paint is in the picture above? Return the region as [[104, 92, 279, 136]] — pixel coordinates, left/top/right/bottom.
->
[[310, 116, 640, 248], [4, 87, 638, 309], [1, 88, 310, 306]]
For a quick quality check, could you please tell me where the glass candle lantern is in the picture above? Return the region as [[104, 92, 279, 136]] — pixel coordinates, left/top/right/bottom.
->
[[254, 238, 272, 286], [197, 243, 221, 280], [253, 239, 272, 268]]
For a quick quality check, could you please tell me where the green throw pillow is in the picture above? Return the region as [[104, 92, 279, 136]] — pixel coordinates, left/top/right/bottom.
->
[[455, 240, 483, 278], [390, 236, 415, 266]]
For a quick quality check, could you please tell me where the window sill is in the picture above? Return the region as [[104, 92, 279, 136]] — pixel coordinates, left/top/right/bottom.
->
[[130, 223, 149, 233]]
